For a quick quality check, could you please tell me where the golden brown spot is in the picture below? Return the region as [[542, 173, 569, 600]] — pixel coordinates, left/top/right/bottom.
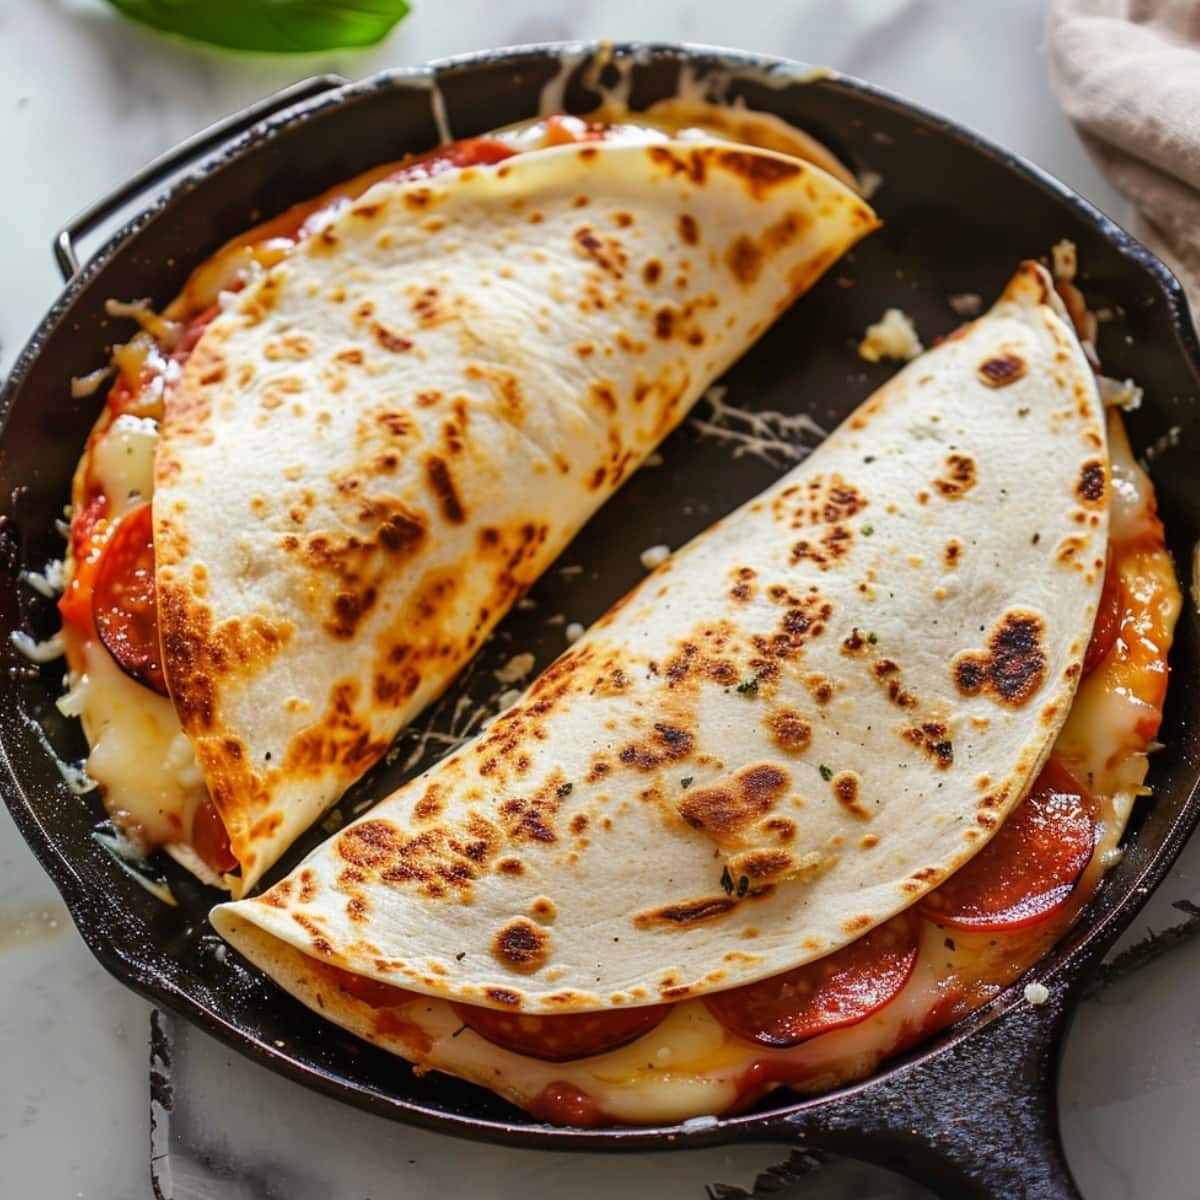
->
[[496, 856, 524, 876], [727, 235, 763, 286], [953, 609, 1048, 708], [678, 213, 699, 246], [424, 455, 465, 524], [944, 538, 963, 568], [715, 148, 801, 197], [832, 770, 870, 819], [977, 353, 1028, 388], [492, 918, 549, 975], [933, 453, 977, 500], [373, 323, 413, 354], [642, 259, 663, 286], [766, 709, 812, 754], [678, 763, 790, 844]]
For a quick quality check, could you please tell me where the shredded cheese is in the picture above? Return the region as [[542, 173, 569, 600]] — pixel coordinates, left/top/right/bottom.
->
[[640, 544, 671, 570], [858, 308, 923, 363], [10, 629, 65, 663]]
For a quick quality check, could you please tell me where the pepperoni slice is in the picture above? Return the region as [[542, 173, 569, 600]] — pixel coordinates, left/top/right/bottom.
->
[[91, 503, 167, 695], [920, 759, 1097, 931], [451, 1001, 671, 1062], [173, 302, 223, 363], [325, 965, 419, 1009], [1083, 557, 1122, 677], [704, 913, 920, 1048], [387, 138, 517, 185], [191, 799, 238, 876]]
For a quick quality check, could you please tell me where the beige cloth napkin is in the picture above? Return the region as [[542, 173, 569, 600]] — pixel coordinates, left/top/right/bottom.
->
[[1048, 0, 1200, 314]]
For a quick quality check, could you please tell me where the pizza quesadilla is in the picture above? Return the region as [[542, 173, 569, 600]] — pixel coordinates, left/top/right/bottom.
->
[[213, 261, 1180, 1125], [59, 111, 876, 895]]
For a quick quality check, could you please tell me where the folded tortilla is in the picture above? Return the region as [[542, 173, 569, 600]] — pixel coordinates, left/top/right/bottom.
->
[[155, 139, 876, 894], [214, 262, 1108, 1013]]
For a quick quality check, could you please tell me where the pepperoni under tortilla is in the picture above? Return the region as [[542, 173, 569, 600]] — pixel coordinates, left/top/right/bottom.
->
[[91, 503, 166, 696], [703, 913, 919, 1047], [920, 759, 1097, 931]]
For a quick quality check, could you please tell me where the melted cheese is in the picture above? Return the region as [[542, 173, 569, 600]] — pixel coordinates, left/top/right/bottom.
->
[[88, 414, 158, 517], [76, 640, 204, 849]]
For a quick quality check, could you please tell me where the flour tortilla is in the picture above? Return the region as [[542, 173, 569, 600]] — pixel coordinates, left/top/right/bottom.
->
[[155, 139, 876, 895], [214, 261, 1108, 1012]]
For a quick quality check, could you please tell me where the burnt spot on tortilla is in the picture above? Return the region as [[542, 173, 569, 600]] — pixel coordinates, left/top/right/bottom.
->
[[373, 323, 413, 354], [953, 609, 1048, 708], [413, 784, 445, 823], [633, 897, 738, 929], [498, 792, 561, 845], [944, 538, 964, 568], [643, 258, 663, 286], [977, 353, 1028, 388], [486, 987, 522, 1008], [774, 474, 868, 530], [870, 659, 919, 710], [841, 628, 870, 655], [933, 453, 977, 500], [334, 813, 501, 901], [1076, 459, 1106, 506], [492, 918, 549, 975], [677, 763, 790, 845], [806, 673, 836, 706], [424, 455, 466, 524], [572, 225, 626, 277], [903, 722, 955, 769], [766, 708, 812, 754], [618, 722, 695, 771], [832, 770, 871, 819], [729, 565, 757, 603], [678, 213, 700, 246], [727, 235, 763, 286], [496, 856, 524, 876], [714, 148, 802, 198], [790, 523, 854, 570], [326, 585, 378, 640]]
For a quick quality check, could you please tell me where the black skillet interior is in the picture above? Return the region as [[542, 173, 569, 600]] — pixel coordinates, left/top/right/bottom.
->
[[2, 41, 1199, 1186]]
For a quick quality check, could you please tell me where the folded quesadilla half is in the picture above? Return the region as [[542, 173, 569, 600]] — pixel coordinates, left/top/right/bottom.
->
[[58, 109, 876, 895], [214, 262, 1180, 1124]]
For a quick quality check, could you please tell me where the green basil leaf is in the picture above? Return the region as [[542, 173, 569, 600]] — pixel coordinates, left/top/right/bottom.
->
[[104, 0, 412, 54]]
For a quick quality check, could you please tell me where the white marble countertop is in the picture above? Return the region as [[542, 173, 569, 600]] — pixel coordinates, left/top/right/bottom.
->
[[2, 2, 1198, 1198]]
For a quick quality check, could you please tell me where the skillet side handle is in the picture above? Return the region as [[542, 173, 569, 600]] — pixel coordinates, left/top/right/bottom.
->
[[52, 74, 349, 282], [772, 986, 1084, 1200]]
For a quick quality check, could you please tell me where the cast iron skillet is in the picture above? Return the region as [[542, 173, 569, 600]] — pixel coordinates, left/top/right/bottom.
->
[[2, 43, 1198, 1200]]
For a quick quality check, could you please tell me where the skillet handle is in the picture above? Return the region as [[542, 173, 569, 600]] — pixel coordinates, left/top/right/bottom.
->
[[52, 73, 349, 282], [773, 983, 1084, 1200]]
